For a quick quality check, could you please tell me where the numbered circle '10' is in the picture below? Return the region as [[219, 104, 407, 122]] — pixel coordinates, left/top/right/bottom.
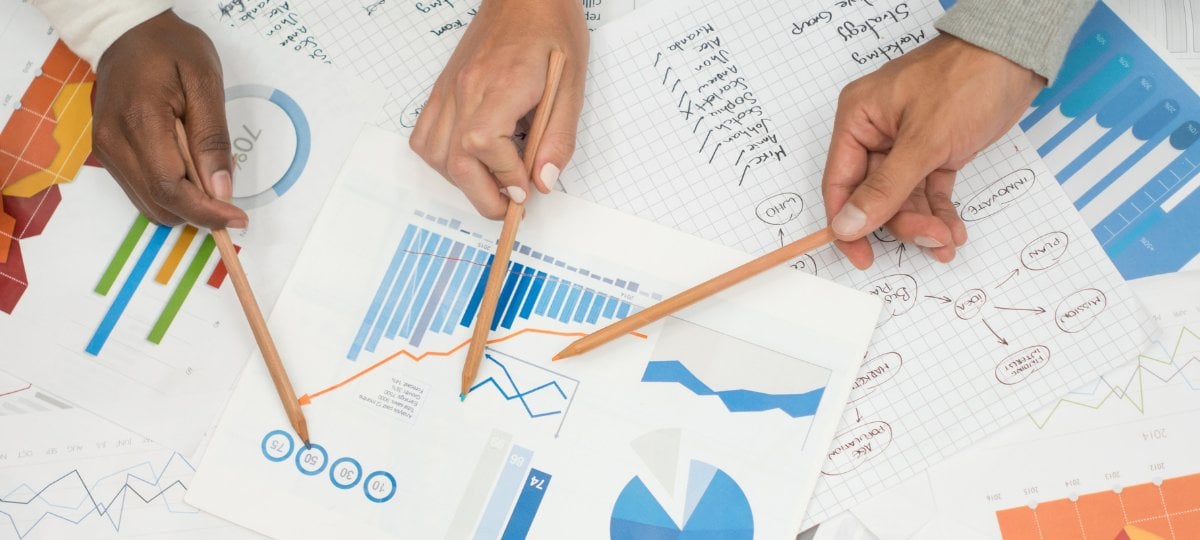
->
[[260, 430, 396, 503]]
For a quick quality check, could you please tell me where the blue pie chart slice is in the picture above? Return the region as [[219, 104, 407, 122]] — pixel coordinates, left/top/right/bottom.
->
[[610, 461, 753, 540]]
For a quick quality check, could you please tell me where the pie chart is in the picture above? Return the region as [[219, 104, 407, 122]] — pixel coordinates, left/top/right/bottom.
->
[[610, 459, 753, 539]]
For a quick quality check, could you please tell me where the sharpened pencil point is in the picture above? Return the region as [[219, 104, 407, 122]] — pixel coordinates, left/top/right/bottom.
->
[[551, 353, 564, 361], [304, 440, 311, 450], [459, 393, 467, 402]]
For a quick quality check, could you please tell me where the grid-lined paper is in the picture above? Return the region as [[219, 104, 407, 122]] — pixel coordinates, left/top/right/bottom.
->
[[560, 0, 1156, 526]]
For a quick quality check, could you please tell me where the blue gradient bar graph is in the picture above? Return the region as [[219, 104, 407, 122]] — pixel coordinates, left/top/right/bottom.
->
[[500, 469, 552, 540], [87, 225, 173, 356], [1007, 0, 1200, 279], [472, 445, 533, 540], [346, 214, 642, 360], [348, 226, 416, 360]]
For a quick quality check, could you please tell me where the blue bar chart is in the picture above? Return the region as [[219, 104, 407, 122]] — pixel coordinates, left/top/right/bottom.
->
[[1018, 2, 1200, 279], [347, 210, 654, 361]]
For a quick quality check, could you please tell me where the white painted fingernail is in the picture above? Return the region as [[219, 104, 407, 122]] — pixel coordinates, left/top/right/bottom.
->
[[540, 162, 561, 191], [914, 236, 944, 248], [831, 204, 867, 237], [211, 170, 232, 201], [503, 186, 527, 204]]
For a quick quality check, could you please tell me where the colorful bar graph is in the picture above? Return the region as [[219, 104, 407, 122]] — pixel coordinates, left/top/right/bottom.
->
[[86, 225, 172, 355], [473, 445, 533, 539], [148, 234, 216, 344], [155, 225, 198, 284], [500, 468, 553, 540], [96, 215, 150, 296]]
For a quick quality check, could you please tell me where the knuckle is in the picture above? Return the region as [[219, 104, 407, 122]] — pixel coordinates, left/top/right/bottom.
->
[[150, 176, 182, 206], [461, 128, 498, 155], [445, 155, 477, 181], [455, 65, 486, 91], [192, 126, 232, 155], [856, 174, 899, 205]]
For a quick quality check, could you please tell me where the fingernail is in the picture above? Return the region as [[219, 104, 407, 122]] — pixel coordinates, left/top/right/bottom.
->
[[211, 170, 232, 201], [831, 204, 867, 237], [914, 236, 944, 248], [540, 162, 561, 191], [503, 186, 527, 204], [228, 218, 248, 229]]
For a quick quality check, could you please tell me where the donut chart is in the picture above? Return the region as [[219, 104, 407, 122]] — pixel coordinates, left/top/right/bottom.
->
[[225, 85, 310, 208]]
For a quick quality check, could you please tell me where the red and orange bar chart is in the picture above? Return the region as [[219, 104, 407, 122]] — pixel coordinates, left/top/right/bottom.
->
[[87, 215, 240, 355], [996, 472, 1200, 539]]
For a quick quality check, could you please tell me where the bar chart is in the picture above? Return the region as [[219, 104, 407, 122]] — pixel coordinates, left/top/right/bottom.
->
[[86, 215, 240, 355], [1019, 2, 1200, 279], [347, 209, 656, 361], [445, 430, 554, 540]]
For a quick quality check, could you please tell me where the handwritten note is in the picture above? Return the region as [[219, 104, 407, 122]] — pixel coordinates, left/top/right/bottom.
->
[[559, 0, 1155, 527]]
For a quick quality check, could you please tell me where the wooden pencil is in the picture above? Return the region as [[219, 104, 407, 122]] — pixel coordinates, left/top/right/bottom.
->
[[174, 120, 310, 447], [461, 49, 567, 399], [553, 227, 836, 360]]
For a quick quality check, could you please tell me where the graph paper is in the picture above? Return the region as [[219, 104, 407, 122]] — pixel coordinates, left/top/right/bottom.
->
[[557, 0, 1157, 525]]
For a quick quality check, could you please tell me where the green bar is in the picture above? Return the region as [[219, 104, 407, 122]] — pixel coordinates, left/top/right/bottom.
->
[[148, 234, 215, 344], [96, 215, 151, 295]]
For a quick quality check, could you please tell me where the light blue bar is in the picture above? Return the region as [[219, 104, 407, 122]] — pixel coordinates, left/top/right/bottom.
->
[[519, 271, 546, 320], [448, 250, 489, 332], [617, 302, 631, 319], [558, 286, 582, 323], [400, 237, 452, 340], [573, 290, 594, 322], [385, 232, 441, 339], [410, 241, 463, 347], [586, 294, 605, 324], [431, 246, 475, 334], [86, 225, 172, 356], [534, 278, 558, 316], [547, 280, 570, 319], [367, 229, 427, 353], [602, 296, 618, 319], [348, 226, 417, 360], [472, 445, 534, 540]]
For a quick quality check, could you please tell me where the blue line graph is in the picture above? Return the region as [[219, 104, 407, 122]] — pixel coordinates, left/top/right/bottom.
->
[[0, 452, 198, 538], [642, 360, 825, 418], [469, 353, 574, 420], [347, 210, 654, 361]]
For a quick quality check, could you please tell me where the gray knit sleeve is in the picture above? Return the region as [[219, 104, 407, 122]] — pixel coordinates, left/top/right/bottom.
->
[[934, 0, 1098, 85]]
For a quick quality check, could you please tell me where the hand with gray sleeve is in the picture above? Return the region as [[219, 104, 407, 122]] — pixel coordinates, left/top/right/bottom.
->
[[822, 0, 1096, 269]]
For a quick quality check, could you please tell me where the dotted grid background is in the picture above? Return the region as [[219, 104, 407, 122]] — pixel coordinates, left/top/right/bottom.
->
[[562, 0, 1156, 525]]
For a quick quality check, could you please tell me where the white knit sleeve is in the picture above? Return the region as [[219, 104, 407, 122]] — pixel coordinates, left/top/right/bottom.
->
[[31, 0, 174, 67]]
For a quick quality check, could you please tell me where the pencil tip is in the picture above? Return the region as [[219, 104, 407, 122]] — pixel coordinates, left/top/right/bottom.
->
[[551, 353, 564, 361], [459, 393, 467, 402], [303, 440, 312, 450]]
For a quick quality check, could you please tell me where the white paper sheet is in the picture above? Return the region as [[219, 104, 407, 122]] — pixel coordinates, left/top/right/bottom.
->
[[849, 271, 1200, 539], [186, 126, 880, 538], [555, 0, 1156, 525]]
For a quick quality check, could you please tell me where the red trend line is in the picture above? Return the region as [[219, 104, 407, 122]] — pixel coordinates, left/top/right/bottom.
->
[[299, 327, 647, 406], [0, 383, 32, 398]]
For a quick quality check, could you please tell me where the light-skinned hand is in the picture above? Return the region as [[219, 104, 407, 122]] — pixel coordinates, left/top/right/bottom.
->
[[409, 0, 589, 219], [93, 11, 247, 229], [822, 34, 1045, 269]]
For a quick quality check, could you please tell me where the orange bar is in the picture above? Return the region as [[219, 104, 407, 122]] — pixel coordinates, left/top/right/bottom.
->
[[155, 225, 197, 284]]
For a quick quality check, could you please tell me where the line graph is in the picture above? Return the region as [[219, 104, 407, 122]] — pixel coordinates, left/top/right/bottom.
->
[[300, 326, 645, 405], [468, 351, 578, 425], [1027, 325, 1200, 428], [0, 452, 198, 539], [642, 360, 826, 418]]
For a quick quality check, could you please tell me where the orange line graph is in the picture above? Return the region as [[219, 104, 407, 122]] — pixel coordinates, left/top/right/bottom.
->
[[298, 327, 648, 405]]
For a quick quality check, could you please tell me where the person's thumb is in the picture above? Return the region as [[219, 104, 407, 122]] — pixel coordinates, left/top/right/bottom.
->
[[830, 138, 940, 241], [179, 63, 247, 227], [531, 62, 583, 194]]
